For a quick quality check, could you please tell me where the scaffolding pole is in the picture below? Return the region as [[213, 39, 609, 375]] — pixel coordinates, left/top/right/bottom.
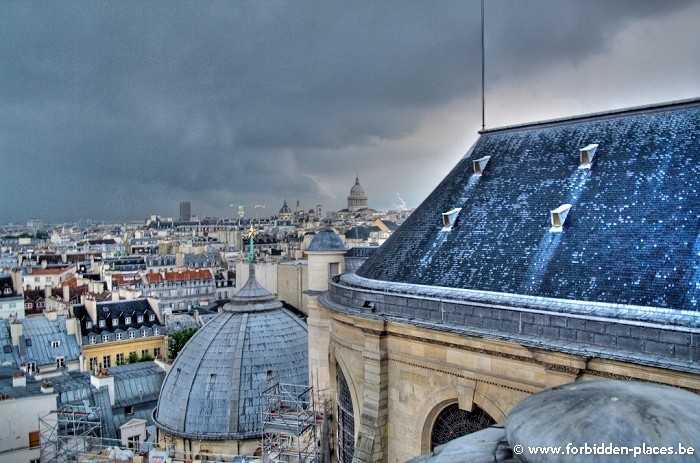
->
[[261, 382, 324, 463], [39, 404, 103, 463]]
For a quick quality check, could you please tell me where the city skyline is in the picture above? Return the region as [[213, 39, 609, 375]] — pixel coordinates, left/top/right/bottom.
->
[[2, 1, 699, 223]]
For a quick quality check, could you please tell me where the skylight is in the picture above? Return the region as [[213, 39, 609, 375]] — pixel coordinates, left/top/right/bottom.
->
[[550, 204, 572, 232], [579, 144, 598, 169]]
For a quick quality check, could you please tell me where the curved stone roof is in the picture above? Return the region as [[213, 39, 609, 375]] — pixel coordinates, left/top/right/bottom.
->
[[307, 228, 346, 251], [154, 266, 308, 441], [506, 380, 700, 463], [358, 100, 700, 312]]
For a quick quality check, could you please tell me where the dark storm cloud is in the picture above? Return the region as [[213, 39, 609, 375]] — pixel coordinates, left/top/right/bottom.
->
[[1, 0, 697, 222]]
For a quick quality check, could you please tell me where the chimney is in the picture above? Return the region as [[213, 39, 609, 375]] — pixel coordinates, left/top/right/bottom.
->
[[85, 297, 98, 326], [45, 283, 53, 299], [12, 373, 26, 388], [10, 320, 22, 346], [63, 283, 71, 301], [91, 370, 115, 406]]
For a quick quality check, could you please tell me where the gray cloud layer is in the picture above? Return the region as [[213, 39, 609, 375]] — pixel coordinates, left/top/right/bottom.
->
[[1, 1, 698, 223]]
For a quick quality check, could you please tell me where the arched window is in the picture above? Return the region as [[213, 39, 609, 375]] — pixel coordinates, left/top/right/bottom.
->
[[337, 366, 355, 463], [431, 403, 495, 450]]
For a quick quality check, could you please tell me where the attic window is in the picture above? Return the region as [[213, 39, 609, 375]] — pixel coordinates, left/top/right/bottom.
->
[[473, 156, 491, 174], [86, 321, 93, 329], [25, 339, 32, 347], [579, 144, 598, 169], [3, 345, 11, 354], [51, 340, 60, 348], [550, 204, 572, 232], [441, 208, 462, 231], [98, 320, 105, 328]]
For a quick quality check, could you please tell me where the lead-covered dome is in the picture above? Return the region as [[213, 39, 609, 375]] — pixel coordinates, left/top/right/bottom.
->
[[154, 266, 308, 440], [307, 228, 345, 252]]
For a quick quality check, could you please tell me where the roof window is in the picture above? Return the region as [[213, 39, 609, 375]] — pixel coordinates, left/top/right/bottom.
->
[[441, 208, 462, 231], [550, 204, 572, 232], [473, 156, 491, 174], [579, 144, 598, 169]]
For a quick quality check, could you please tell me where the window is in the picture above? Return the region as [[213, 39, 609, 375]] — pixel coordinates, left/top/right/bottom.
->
[[116, 333, 123, 341], [153, 347, 161, 358], [141, 349, 149, 357], [89, 357, 98, 371], [3, 287, 10, 295], [116, 353, 125, 365], [51, 340, 61, 348], [153, 327, 159, 335], [37, 301, 44, 308], [3, 345, 12, 354], [102, 355, 111, 368], [86, 321, 93, 329], [125, 405, 134, 415], [141, 329, 148, 337], [56, 356, 65, 368], [148, 314, 155, 322], [25, 362, 37, 374], [98, 320, 106, 328], [329, 262, 340, 277], [25, 338, 32, 347], [125, 316, 131, 325], [129, 331, 135, 339], [90, 336, 97, 344], [137, 315, 144, 323], [25, 302, 32, 309], [127, 434, 140, 451], [102, 334, 110, 342], [112, 318, 119, 326], [29, 430, 40, 449]]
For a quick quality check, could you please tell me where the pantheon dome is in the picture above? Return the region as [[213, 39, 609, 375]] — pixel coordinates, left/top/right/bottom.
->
[[347, 174, 368, 212], [154, 265, 308, 455]]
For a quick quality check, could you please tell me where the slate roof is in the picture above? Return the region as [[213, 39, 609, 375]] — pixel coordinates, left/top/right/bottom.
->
[[73, 298, 161, 337], [357, 99, 700, 313], [0, 316, 81, 367], [154, 266, 308, 440]]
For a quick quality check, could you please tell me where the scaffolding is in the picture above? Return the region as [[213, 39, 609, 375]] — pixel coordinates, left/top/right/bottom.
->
[[39, 403, 103, 463], [261, 383, 322, 463]]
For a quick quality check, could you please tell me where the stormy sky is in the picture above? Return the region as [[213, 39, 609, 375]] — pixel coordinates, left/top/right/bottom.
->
[[1, 1, 699, 224]]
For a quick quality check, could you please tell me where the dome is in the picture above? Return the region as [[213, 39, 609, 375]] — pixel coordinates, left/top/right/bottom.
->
[[154, 266, 308, 440], [279, 199, 292, 214], [349, 175, 366, 197], [505, 380, 700, 463], [307, 228, 346, 251], [347, 175, 368, 212]]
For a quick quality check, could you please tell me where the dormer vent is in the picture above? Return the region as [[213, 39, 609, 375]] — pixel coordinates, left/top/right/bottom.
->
[[579, 144, 598, 169], [550, 204, 572, 232], [442, 208, 462, 231], [473, 156, 491, 174]]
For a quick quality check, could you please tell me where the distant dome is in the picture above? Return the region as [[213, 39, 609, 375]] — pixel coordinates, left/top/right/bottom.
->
[[307, 228, 346, 251], [347, 175, 368, 212], [279, 199, 292, 214], [154, 266, 308, 441]]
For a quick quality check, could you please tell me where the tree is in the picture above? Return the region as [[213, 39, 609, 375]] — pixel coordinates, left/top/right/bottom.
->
[[169, 327, 198, 359]]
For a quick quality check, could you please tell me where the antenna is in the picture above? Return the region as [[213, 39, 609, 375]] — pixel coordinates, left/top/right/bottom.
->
[[480, 0, 486, 130]]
